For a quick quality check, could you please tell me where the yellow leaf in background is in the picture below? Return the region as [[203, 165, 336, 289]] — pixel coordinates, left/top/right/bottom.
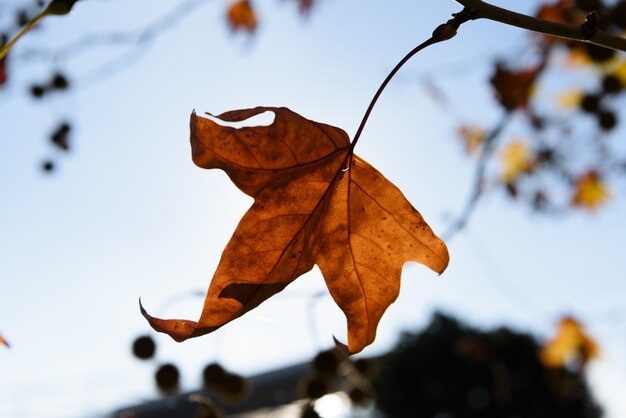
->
[[0, 333, 9, 348], [612, 59, 626, 85], [572, 171, 610, 210], [540, 316, 599, 369], [501, 140, 533, 183], [227, 0, 257, 33], [565, 47, 591, 68], [556, 89, 583, 109], [457, 125, 486, 155]]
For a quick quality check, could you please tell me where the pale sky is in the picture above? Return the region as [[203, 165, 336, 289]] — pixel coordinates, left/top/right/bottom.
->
[[1, 0, 626, 417]]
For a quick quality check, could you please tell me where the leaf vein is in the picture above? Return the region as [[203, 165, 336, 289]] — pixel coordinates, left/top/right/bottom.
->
[[351, 179, 446, 266]]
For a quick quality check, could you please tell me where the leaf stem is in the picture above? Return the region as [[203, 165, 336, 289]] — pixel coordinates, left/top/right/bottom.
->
[[454, 0, 626, 52], [350, 11, 471, 150], [0, 10, 48, 60], [349, 38, 436, 149], [0, 0, 80, 60]]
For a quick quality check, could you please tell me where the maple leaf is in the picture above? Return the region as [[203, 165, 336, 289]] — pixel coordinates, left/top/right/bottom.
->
[[226, 0, 257, 33], [490, 63, 542, 111], [571, 171, 610, 210], [141, 107, 449, 354], [540, 316, 599, 369]]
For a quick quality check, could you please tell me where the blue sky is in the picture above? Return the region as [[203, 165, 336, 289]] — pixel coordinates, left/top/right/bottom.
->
[[1, 0, 626, 417]]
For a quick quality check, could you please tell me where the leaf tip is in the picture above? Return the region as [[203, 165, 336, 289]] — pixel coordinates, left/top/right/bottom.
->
[[333, 336, 352, 356], [138, 297, 152, 321]]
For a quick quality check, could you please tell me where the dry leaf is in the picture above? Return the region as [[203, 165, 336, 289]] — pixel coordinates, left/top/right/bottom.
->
[[501, 139, 533, 183], [141, 107, 449, 354], [572, 171, 610, 210], [536, 0, 573, 25], [0, 333, 9, 348], [491, 63, 542, 110], [457, 124, 485, 155], [227, 0, 257, 33], [540, 316, 599, 369]]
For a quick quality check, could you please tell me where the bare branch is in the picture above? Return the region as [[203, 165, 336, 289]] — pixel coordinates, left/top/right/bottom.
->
[[15, 0, 210, 63], [442, 111, 512, 240]]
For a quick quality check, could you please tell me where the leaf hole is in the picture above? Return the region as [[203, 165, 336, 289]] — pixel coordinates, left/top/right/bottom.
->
[[205, 111, 275, 128]]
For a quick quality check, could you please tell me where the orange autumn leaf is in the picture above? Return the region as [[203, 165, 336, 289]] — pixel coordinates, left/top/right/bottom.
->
[[536, 0, 574, 25], [501, 139, 533, 183], [141, 107, 449, 354], [0, 333, 9, 348], [227, 0, 257, 33], [490, 63, 542, 110], [572, 171, 610, 210], [540, 316, 599, 369]]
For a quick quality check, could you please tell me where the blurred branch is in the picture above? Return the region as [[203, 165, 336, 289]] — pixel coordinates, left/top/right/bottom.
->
[[443, 111, 512, 240], [467, 229, 551, 318], [0, 0, 79, 60], [454, 0, 626, 52], [16, 0, 210, 63], [0, 9, 47, 60]]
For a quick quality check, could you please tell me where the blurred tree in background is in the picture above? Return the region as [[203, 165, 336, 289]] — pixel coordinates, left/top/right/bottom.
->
[[373, 313, 601, 418]]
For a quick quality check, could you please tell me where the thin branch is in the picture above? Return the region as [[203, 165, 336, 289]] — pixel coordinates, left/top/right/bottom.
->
[[11, 0, 211, 89], [454, 0, 626, 52], [442, 111, 512, 240], [0, 0, 80, 60], [15, 0, 210, 63]]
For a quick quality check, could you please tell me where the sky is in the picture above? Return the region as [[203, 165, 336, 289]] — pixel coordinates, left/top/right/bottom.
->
[[1, 0, 626, 417]]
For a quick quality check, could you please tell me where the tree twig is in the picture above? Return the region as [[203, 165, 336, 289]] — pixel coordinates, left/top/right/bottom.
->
[[15, 0, 210, 63], [454, 0, 626, 52], [0, 10, 47, 60], [443, 111, 512, 240], [0, 0, 80, 60]]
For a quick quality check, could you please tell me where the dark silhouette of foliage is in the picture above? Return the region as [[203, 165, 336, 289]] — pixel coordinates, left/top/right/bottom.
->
[[372, 313, 603, 418], [132, 335, 156, 360], [155, 363, 180, 394]]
